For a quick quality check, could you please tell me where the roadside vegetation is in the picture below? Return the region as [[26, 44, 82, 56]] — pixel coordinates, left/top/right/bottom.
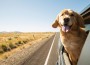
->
[[0, 32, 54, 54]]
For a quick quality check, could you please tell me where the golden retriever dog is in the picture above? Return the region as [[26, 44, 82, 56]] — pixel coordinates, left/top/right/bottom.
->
[[52, 9, 87, 65]]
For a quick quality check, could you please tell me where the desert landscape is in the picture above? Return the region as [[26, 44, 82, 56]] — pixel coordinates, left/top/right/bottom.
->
[[0, 32, 54, 65], [0, 32, 54, 58]]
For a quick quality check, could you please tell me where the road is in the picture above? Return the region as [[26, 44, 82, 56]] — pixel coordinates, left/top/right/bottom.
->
[[22, 33, 60, 65]]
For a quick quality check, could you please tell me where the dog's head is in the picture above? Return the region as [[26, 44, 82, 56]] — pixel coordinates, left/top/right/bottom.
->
[[52, 9, 85, 32]]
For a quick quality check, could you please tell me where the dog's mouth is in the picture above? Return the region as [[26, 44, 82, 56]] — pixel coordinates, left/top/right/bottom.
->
[[61, 25, 72, 32]]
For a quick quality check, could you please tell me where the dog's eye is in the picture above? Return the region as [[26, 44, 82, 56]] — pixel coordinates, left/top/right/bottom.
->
[[70, 14, 74, 16], [61, 14, 64, 16]]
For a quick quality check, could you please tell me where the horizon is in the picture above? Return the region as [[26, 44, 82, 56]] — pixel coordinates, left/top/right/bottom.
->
[[0, 0, 90, 32]]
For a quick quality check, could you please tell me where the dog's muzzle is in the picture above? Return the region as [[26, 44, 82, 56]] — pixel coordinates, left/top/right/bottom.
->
[[64, 18, 70, 24], [61, 18, 72, 32]]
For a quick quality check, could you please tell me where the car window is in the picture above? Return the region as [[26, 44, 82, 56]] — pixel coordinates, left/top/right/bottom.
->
[[85, 24, 90, 31]]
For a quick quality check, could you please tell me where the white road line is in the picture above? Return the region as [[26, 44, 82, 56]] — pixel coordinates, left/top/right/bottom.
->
[[44, 33, 56, 65]]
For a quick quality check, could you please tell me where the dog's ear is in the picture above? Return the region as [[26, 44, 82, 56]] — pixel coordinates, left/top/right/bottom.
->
[[76, 12, 85, 28], [52, 16, 59, 28]]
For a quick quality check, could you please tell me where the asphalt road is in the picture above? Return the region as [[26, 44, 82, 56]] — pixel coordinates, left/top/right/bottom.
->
[[46, 32, 60, 65], [22, 33, 60, 65]]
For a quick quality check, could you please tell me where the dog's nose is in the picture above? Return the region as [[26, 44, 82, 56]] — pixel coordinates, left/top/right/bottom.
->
[[64, 18, 69, 23]]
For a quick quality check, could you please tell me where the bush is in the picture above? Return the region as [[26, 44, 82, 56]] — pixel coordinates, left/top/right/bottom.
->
[[8, 38, 12, 40], [1, 44, 8, 52], [9, 43, 17, 49], [23, 40, 27, 44], [0, 48, 4, 54], [15, 42, 20, 46], [15, 41, 23, 46], [7, 47, 11, 51], [18, 41, 23, 44]]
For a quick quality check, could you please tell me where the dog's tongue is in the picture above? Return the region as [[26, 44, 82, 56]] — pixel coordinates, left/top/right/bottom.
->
[[62, 26, 70, 32]]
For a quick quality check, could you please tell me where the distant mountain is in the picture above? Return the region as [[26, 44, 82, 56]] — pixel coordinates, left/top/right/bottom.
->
[[0, 31, 22, 33]]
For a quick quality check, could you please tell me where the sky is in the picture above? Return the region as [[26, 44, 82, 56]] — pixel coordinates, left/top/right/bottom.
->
[[0, 0, 90, 32]]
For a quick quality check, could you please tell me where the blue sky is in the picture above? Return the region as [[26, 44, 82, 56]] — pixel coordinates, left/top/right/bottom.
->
[[0, 0, 90, 32]]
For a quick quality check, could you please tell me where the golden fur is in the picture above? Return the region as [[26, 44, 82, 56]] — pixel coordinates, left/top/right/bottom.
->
[[52, 9, 87, 65]]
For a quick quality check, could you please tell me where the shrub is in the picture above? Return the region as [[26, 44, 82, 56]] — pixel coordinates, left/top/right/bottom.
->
[[9, 43, 17, 49], [33, 35, 35, 39], [15, 41, 23, 46], [0, 48, 4, 54], [18, 41, 23, 44], [18, 41, 21, 44], [7, 47, 11, 51], [8, 38, 12, 40], [15, 42, 20, 46], [1, 44, 8, 52], [23, 40, 27, 44]]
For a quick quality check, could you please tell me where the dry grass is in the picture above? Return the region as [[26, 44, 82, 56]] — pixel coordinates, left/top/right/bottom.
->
[[0, 32, 54, 59]]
